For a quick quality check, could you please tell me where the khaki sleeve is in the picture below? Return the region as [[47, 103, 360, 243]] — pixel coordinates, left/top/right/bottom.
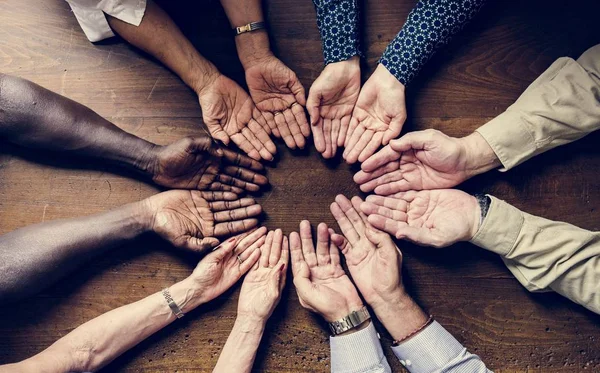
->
[[475, 44, 600, 171], [470, 196, 600, 315]]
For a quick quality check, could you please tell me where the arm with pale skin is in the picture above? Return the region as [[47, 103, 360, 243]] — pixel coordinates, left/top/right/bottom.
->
[[0, 190, 262, 303], [213, 229, 289, 373], [219, 0, 310, 150], [1, 229, 265, 372], [0, 73, 268, 193], [105, 0, 275, 161]]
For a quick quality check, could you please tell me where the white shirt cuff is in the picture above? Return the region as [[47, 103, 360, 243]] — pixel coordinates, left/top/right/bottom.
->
[[330, 322, 391, 373]]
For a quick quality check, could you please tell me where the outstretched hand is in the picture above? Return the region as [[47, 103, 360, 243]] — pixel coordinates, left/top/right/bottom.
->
[[149, 136, 268, 193], [198, 74, 276, 161], [343, 64, 406, 164], [360, 189, 481, 248], [143, 190, 262, 252], [245, 55, 310, 150], [307, 57, 361, 159], [290, 220, 363, 322]]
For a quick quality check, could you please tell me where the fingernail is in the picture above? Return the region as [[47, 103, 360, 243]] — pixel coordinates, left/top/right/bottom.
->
[[216, 148, 224, 156], [228, 237, 237, 243], [279, 263, 285, 272]]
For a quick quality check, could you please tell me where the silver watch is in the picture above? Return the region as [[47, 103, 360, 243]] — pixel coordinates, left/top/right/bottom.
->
[[328, 306, 371, 335]]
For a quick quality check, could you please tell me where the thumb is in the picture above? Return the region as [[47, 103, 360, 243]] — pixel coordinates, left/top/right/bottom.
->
[[330, 233, 349, 254], [207, 125, 231, 146], [382, 114, 406, 145], [290, 78, 307, 106], [306, 90, 322, 126], [389, 130, 431, 152], [183, 236, 220, 253], [190, 137, 224, 157]]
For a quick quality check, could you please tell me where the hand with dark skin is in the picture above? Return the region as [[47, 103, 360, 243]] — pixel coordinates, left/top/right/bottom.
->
[[106, 0, 276, 161], [219, 0, 310, 150], [0, 190, 262, 303]]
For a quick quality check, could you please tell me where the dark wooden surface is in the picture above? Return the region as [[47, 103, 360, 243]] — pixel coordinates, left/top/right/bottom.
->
[[1, 0, 600, 371]]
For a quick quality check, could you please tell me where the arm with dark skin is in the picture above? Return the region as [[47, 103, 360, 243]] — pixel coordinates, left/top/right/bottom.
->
[[0, 73, 268, 192], [0, 190, 262, 303]]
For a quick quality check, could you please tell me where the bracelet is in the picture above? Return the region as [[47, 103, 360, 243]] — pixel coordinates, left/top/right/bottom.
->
[[233, 21, 266, 36], [392, 315, 434, 345], [162, 288, 185, 319]]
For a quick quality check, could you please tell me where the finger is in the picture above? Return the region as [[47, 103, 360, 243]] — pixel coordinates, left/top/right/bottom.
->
[[338, 115, 351, 147], [284, 108, 306, 149], [329, 200, 360, 244], [345, 129, 374, 164], [312, 117, 326, 153], [208, 182, 244, 195], [360, 201, 408, 222], [389, 130, 431, 152], [289, 231, 310, 278], [344, 116, 359, 148], [239, 235, 267, 262], [239, 246, 262, 274], [217, 174, 258, 192], [279, 236, 290, 291], [329, 230, 349, 257], [242, 126, 273, 162], [213, 204, 262, 222], [315, 223, 331, 266], [361, 144, 401, 173], [207, 125, 230, 145], [182, 236, 220, 253], [253, 107, 272, 135], [199, 191, 238, 201], [212, 230, 255, 260], [222, 148, 264, 172], [358, 131, 384, 163], [350, 196, 370, 223], [323, 118, 332, 159], [261, 230, 274, 267], [335, 195, 367, 236], [290, 78, 307, 106], [187, 137, 219, 155], [306, 89, 321, 126], [360, 169, 404, 194], [292, 102, 311, 137], [248, 119, 277, 158], [365, 195, 409, 211], [275, 112, 296, 149], [269, 228, 283, 267], [261, 111, 279, 137], [230, 132, 261, 161], [223, 165, 268, 186], [374, 179, 411, 195], [209, 197, 256, 211], [382, 114, 406, 145], [366, 214, 429, 244], [331, 118, 340, 157], [213, 218, 259, 236], [299, 220, 318, 267], [354, 162, 400, 192], [329, 241, 342, 266]]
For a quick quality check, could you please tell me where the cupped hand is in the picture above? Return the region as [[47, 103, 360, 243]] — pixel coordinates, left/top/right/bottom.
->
[[355, 129, 475, 194], [343, 64, 406, 164], [143, 190, 262, 252], [238, 229, 289, 322], [360, 189, 481, 248], [329, 195, 405, 309], [190, 227, 266, 304], [198, 74, 276, 161], [245, 55, 310, 150], [307, 57, 361, 159], [149, 136, 268, 193], [290, 220, 363, 322]]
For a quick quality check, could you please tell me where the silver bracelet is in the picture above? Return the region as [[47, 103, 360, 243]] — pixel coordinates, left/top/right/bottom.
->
[[162, 288, 185, 319]]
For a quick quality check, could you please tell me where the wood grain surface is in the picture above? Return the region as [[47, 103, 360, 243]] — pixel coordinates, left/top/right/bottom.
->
[[1, 0, 600, 372]]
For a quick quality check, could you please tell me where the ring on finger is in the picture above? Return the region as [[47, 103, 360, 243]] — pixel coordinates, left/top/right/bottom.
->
[[274, 111, 283, 116]]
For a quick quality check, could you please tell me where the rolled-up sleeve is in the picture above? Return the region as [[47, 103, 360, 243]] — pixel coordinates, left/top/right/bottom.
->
[[391, 321, 490, 373], [476, 44, 600, 171], [66, 0, 147, 42], [330, 322, 391, 373], [471, 195, 600, 315]]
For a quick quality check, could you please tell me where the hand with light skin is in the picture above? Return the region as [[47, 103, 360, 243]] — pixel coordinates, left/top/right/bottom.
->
[[198, 75, 277, 161], [343, 64, 407, 164], [143, 190, 263, 252], [290, 220, 364, 322], [359, 189, 481, 248], [329, 194, 429, 341], [146, 136, 268, 193], [307, 57, 361, 159], [355, 129, 501, 194]]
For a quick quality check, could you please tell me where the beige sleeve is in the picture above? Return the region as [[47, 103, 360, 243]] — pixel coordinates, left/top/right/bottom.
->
[[470, 196, 600, 315], [475, 44, 600, 171]]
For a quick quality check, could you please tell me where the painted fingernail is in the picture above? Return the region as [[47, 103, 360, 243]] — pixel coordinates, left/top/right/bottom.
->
[[228, 237, 237, 243]]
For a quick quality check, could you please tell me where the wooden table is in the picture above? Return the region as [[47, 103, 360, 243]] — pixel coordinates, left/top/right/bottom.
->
[[1, 0, 599, 371]]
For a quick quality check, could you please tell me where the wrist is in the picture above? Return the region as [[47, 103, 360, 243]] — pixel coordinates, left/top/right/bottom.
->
[[375, 63, 406, 92], [190, 63, 222, 97], [168, 277, 207, 314], [322, 301, 364, 323], [325, 55, 360, 73], [233, 315, 267, 335], [459, 132, 502, 177], [235, 30, 273, 69], [371, 293, 429, 342]]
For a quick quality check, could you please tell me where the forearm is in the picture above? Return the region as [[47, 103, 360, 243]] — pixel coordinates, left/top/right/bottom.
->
[[380, 0, 485, 85], [471, 195, 600, 315], [476, 44, 600, 171], [0, 74, 156, 174], [219, 0, 272, 69], [11, 277, 203, 372], [106, 0, 220, 94], [0, 202, 151, 303], [312, 0, 361, 65], [213, 316, 265, 373]]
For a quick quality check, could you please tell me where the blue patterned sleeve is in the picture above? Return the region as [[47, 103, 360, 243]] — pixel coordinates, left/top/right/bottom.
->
[[312, 0, 361, 65], [380, 0, 485, 85]]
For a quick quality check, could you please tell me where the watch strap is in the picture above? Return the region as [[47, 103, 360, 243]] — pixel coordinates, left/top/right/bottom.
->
[[328, 306, 371, 335], [162, 288, 185, 319], [233, 21, 266, 36]]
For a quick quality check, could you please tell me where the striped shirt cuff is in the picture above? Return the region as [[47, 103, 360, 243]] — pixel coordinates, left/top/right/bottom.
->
[[330, 322, 391, 373]]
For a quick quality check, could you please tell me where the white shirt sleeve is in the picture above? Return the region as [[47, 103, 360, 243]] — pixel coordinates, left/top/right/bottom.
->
[[65, 0, 147, 42], [330, 322, 392, 373], [391, 321, 491, 373]]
